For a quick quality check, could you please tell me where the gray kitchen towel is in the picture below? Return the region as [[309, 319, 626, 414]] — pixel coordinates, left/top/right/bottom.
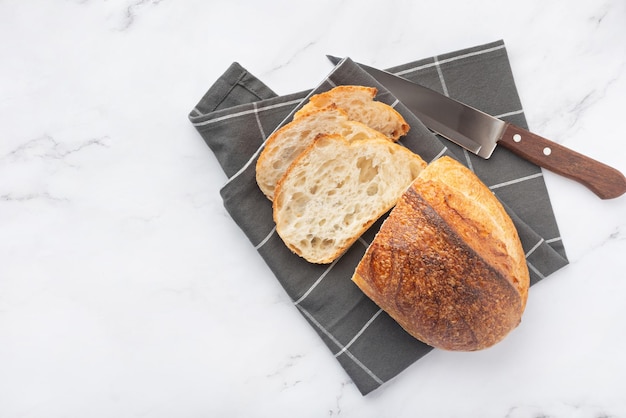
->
[[189, 40, 569, 395]]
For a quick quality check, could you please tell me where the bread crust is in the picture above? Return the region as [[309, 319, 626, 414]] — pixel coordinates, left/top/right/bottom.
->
[[294, 86, 378, 118], [294, 85, 409, 140], [352, 157, 530, 351], [416, 157, 529, 309]]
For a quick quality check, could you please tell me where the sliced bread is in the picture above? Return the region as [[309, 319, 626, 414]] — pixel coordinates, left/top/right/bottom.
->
[[273, 133, 426, 264], [256, 105, 395, 201], [293, 85, 409, 140]]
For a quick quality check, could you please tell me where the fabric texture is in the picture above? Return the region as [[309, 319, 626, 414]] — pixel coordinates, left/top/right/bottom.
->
[[188, 40, 569, 395]]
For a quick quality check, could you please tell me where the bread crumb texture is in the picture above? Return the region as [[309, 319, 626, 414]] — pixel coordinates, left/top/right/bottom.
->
[[273, 134, 425, 264], [256, 105, 398, 201]]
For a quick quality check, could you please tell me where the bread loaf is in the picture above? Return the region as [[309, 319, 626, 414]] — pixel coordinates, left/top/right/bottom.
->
[[352, 156, 530, 351], [273, 134, 426, 264], [256, 105, 396, 201], [294, 85, 409, 141]]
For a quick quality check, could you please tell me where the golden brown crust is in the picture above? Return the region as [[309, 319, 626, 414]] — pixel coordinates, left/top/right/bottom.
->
[[294, 86, 378, 117], [294, 86, 410, 140], [416, 157, 529, 309], [352, 157, 530, 351]]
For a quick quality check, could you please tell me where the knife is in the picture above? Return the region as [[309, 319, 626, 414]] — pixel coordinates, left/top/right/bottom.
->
[[326, 56, 626, 199]]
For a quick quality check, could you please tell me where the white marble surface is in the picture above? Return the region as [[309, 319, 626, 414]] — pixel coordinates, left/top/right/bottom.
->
[[1, 0, 625, 417]]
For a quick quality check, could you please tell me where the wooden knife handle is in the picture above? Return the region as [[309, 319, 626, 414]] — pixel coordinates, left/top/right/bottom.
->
[[498, 124, 626, 199]]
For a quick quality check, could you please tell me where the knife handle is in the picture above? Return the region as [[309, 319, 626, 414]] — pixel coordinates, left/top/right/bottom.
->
[[499, 124, 626, 199]]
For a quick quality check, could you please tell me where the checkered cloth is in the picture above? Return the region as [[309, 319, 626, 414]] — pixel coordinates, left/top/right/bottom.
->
[[189, 40, 569, 395]]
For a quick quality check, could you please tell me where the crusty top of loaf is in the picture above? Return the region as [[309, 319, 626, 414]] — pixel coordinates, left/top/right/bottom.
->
[[352, 156, 530, 351], [416, 157, 529, 309]]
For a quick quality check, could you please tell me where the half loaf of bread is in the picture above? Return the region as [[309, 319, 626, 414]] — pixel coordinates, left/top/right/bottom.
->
[[294, 85, 409, 141], [256, 105, 396, 201], [352, 156, 530, 351], [273, 134, 426, 264]]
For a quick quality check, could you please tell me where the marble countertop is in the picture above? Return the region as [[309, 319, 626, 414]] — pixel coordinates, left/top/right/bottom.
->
[[2, 1, 625, 417]]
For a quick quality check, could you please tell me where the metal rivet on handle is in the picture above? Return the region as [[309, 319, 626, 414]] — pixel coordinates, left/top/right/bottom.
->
[[543, 147, 552, 156], [513, 134, 522, 142]]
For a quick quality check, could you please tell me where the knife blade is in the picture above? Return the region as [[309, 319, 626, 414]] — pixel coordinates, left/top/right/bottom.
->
[[326, 55, 626, 199]]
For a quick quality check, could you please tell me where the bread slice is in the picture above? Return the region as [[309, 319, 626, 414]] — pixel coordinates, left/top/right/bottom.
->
[[256, 105, 397, 201], [294, 85, 409, 140], [352, 156, 530, 351], [273, 134, 426, 264]]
